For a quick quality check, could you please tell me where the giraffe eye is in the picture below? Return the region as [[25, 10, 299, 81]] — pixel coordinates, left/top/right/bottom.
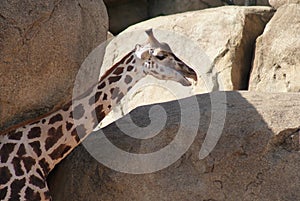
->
[[156, 55, 167, 60]]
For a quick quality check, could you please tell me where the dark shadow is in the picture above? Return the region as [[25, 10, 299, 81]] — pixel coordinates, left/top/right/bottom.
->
[[48, 91, 300, 201]]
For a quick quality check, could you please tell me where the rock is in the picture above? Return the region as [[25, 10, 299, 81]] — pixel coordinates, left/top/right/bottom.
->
[[269, 0, 300, 9], [234, 0, 270, 6], [249, 3, 300, 92], [98, 6, 274, 127], [48, 91, 300, 200], [103, 0, 148, 34], [107, 31, 114, 39], [148, 0, 223, 17], [104, 0, 271, 34], [0, 0, 108, 130], [149, 0, 270, 16]]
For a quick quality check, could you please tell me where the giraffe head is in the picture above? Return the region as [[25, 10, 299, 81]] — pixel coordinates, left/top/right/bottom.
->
[[134, 29, 197, 86]]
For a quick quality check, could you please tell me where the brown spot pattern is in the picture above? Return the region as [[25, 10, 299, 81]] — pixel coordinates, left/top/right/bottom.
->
[[113, 67, 124, 75], [29, 175, 45, 189], [0, 143, 16, 163], [28, 127, 41, 139], [125, 75, 132, 84], [39, 159, 50, 176], [116, 92, 124, 103], [97, 82, 106, 90], [127, 65, 134, 71], [108, 76, 122, 84], [125, 55, 134, 64], [16, 144, 26, 157], [71, 124, 87, 140], [94, 91, 102, 103], [25, 187, 41, 201], [8, 131, 22, 140], [71, 128, 81, 143], [73, 104, 85, 120], [12, 157, 24, 176], [89, 91, 102, 105], [92, 105, 105, 127], [49, 144, 72, 160], [110, 87, 120, 100], [29, 141, 42, 157], [49, 114, 63, 125], [23, 157, 36, 173], [0, 186, 7, 200], [0, 166, 12, 185], [103, 93, 108, 100], [45, 126, 63, 151], [36, 169, 44, 180], [10, 178, 26, 200], [66, 122, 73, 131], [69, 111, 73, 118]]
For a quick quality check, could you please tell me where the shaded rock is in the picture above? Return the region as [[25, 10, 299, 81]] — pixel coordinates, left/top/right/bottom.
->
[[48, 91, 300, 200], [99, 6, 273, 127], [104, 0, 271, 34], [0, 0, 108, 130], [249, 3, 300, 92], [148, 0, 223, 17], [234, 0, 270, 6], [269, 0, 300, 9], [103, 0, 148, 34], [149, 0, 270, 16]]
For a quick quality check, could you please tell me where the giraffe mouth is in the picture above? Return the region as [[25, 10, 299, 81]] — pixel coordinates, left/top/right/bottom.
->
[[178, 66, 198, 86]]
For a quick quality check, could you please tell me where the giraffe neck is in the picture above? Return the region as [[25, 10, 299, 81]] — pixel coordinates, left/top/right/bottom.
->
[[2, 50, 143, 178]]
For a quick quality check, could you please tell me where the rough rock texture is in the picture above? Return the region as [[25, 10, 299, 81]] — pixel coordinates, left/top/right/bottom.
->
[[104, 0, 148, 34], [0, 0, 108, 131], [269, 0, 300, 9], [148, 0, 223, 17], [249, 3, 300, 92], [48, 91, 300, 200], [234, 0, 270, 6], [104, 0, 271, 34], [99, 6, 274, 127], [149, 0, 270, 16]]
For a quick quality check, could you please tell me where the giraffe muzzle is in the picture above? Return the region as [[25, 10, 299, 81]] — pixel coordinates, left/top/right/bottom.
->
[[178, 64, 198, 85]]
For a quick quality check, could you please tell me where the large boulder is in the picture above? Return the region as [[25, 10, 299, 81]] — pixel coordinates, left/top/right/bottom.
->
[[249, 3, 300, 92], [48, 91, 300, 200], [103, 0, 148, 34], [148, 0, 223, 17], [0, 0, 108, 130], [99, 6, 273, 127], [104, 1, 271, 34], [269, 0, 300, 9], [149, 0, 270, 17]]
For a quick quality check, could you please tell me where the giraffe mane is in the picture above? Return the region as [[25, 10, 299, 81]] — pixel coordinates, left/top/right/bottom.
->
[[99, 50, 135, 82]]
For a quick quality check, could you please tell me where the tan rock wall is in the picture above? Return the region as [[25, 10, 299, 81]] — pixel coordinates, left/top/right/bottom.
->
[[104, 0, 271, 33], [269, 0, 300, 8], [0, 0, 108, 131], [249, 3, 300, 92], [48, 91, 300, 201]]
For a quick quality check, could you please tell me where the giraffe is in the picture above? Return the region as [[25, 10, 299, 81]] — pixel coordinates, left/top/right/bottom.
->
[[0, 29, 197, 201]]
